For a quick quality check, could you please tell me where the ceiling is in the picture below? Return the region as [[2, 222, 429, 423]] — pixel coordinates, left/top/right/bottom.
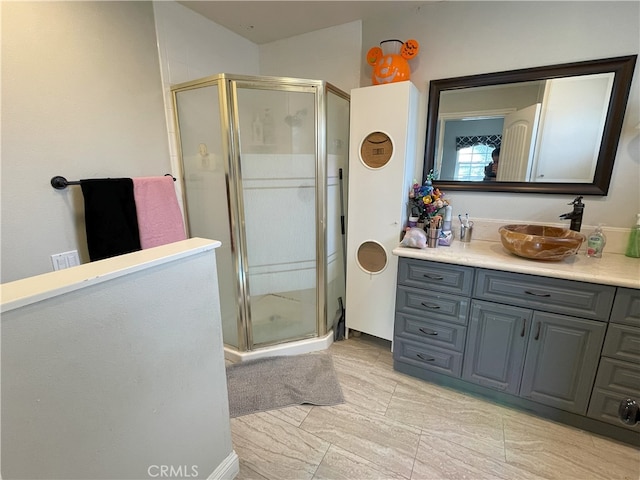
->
[[179, 1, 431, 45]]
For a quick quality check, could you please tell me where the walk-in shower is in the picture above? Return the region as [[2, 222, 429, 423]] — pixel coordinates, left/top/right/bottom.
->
[[171, 74, 350, 361]]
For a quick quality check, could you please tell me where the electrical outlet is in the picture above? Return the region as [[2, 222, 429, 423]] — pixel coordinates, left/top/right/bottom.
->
[[51, 250, 80, 271]]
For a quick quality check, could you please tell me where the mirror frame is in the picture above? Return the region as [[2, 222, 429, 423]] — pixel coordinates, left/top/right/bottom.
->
[[424, 55, 637, 195]]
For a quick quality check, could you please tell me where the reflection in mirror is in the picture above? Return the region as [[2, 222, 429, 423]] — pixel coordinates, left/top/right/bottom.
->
[[436, 74, 613, 183], [424, 56, 636, 195]]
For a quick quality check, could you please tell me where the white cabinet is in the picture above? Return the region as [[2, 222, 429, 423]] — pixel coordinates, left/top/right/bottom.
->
[[346, 81, 419, 341]]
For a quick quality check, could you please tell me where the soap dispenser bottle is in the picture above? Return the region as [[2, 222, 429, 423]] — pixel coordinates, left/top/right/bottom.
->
[[625, 214, 640, 258], [586, 225, 606, 258]]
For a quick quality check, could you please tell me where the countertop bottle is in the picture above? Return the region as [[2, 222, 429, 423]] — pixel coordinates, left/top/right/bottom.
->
[[442, 205, 452, 231], [586, 225, 606, 258], [625, 213, 640, 258]]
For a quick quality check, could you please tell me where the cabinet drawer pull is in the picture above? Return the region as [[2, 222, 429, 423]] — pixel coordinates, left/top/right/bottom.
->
[[420, 302, 441, 309], [618, 398, 640, 426], [524, 290, 551, 297], [423, 274, 444, 281], [520, 319, 526, 337], [418, 328, 438, 336], [534, 322, 541, 340], [417, 353, 436, 362]]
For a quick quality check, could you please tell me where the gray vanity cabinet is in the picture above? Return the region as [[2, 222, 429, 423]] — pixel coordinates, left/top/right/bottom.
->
[[462, 301, 606, 413], [462, 300, 531, 394], [394, 259, 473, 378], [588, 287, 640, 431], [473, 269, 616, 321], [393, 256, 636, 445], [519, 311, 606, 414], [470, 269, 612, 414]]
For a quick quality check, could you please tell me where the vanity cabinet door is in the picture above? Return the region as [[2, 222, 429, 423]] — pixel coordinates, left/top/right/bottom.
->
[[462, 300, 532, 394], [587, 358, 640, 431], [610, 288, 640, 328], [519, 311, 606, 415], [602, 323, 640, 364]]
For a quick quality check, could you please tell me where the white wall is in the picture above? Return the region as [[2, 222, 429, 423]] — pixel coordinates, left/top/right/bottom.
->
[[1, 1, 171, 283], [259, 20, 362, 94], [153, 1, 360, 102], [153, 1, 259, 86], [1, 239, 237, 479], [361, 1, 640, 229], [152, 0, 260, 211]]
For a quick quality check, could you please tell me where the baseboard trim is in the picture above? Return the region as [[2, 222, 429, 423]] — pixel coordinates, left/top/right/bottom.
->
[[224, 331, 333, 363], [207, 450, 239, 480]]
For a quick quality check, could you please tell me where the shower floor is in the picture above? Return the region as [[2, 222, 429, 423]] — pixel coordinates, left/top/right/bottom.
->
[[250, 288, 316, 346]]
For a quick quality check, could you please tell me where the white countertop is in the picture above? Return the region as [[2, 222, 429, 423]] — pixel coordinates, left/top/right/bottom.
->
[[1, 238, 221, 313], [393, 240, 640, 289]]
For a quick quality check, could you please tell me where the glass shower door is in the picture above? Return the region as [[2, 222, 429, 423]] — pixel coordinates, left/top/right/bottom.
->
[[234, 84, 318, 347], [174, 83, 239, 348]]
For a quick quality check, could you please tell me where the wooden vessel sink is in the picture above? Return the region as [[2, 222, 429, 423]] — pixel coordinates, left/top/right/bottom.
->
[[498, 224, 586, 261]]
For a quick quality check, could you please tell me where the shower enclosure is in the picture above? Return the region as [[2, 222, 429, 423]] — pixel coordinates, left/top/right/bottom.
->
[[171, 74, 350, 358]]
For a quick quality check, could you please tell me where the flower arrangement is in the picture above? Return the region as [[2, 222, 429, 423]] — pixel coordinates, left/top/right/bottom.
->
[[409, 170, 450, 228]]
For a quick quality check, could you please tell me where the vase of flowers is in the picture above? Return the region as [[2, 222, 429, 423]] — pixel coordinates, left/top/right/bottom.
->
[[408, 170, 450, 232]]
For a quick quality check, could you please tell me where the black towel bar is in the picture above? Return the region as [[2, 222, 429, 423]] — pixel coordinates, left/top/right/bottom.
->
[[51, 175, 176, 190]]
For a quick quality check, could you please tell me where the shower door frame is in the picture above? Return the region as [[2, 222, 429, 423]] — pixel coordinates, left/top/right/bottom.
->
[[226, 75, 327, 351]]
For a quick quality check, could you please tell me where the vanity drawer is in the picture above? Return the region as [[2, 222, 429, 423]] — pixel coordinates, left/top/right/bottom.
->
[[398, 258, 474, 296], [395, 312, 467, 352], [473, 269, 615, 321], [602, 324, 640, 364], [587, 388, 640, 431], [611, 288, 640, 328], [395, 285, 470, 326], [593, 357, 640, 395], [393, 338, 463, 378]]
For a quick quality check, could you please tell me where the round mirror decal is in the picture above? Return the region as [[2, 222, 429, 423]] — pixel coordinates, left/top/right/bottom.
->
[[360, 131, 393, 169], [356, 241, 388, 274]]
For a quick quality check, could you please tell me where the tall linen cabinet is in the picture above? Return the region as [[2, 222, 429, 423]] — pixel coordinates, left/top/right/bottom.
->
[[345, 81, 420, 341]]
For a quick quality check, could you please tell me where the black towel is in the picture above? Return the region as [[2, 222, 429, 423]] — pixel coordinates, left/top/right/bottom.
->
[[80, 178, 142, 261]]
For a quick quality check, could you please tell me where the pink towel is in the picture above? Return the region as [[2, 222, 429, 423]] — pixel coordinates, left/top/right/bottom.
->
[[132, 176, 187, 249]]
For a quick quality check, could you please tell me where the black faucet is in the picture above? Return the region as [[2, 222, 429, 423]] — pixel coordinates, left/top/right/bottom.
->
[[559, 196, 585, 232]]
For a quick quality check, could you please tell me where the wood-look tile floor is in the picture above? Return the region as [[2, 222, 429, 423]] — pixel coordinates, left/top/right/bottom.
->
[[230, 334, 640, 480]]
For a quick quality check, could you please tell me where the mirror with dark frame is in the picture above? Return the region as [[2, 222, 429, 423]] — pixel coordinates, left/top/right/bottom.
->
[[423, 55, 637, 195]]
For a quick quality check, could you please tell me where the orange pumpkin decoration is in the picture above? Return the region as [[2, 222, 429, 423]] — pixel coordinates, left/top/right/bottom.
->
[[367, 39, 420, 85], [370, 54, 411, 85], [401, 39, 419, 59], [366, 46, 383, 66]]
